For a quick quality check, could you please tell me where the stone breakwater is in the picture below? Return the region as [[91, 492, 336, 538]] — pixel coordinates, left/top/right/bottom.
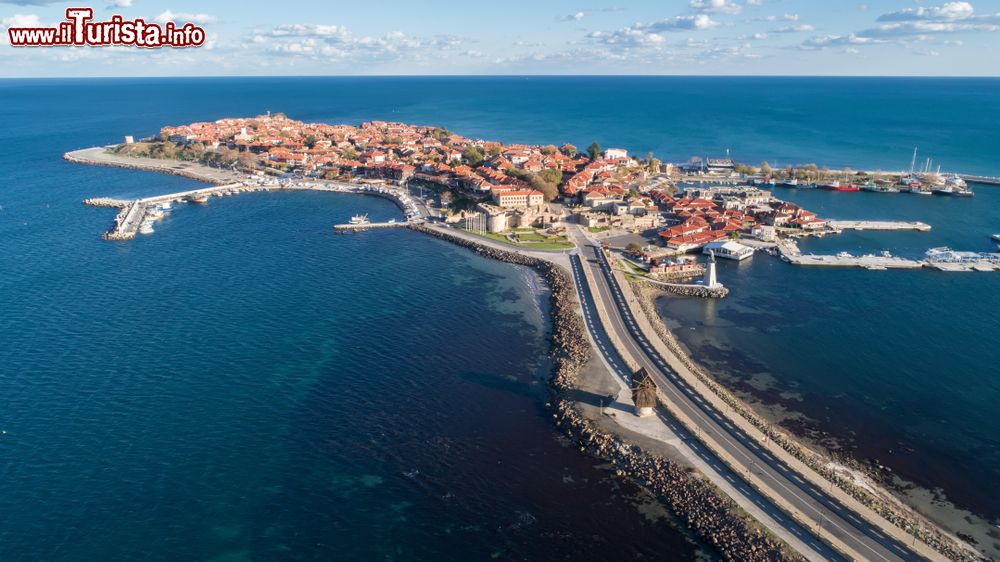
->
[[629, 281, 982, 562], [63, 151, 234, 186], [643, 281, 729, 299], [409, 225, 801, 562]]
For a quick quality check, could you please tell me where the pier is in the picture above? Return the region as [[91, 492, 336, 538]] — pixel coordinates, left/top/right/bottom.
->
[[333, 220, 419, 231], [786, 254, 924, 269], [84, 182, 262, 240], [827, 220, 931, 232], [960, 174, 1000, 185]]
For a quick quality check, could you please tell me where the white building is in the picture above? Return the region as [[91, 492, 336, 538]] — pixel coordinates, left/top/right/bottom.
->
[[703, 240, 754, 261], [604, 148, 628, 160]]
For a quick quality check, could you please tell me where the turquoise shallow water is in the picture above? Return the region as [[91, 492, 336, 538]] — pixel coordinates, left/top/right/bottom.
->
[[0, 77, 998, 558]]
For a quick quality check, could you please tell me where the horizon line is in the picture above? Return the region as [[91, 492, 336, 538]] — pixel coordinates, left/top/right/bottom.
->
[[2, 73, 1000, 80]]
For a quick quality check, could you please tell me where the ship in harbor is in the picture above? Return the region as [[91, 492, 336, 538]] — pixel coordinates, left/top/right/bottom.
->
[[349, 213, 370, 226], [860, 180, 899, 193], [818, 180, 860, 191], [932, 175, 974, 197]]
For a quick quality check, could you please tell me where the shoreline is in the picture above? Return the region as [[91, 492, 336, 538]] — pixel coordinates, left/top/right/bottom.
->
[[66, 147, 803, 560], [66, 149, 984, 560], [656, 299, 1000, 559], [627, 279, 985, 561], [410, 224, 803, 561]]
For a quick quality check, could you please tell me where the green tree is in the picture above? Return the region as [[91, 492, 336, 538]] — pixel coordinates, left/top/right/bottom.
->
[[538, 167, 563, 185], [761, 161, 772, 177], [342, 147, 359, 161], [587, 142, 601, 161], [304, 135, 318, 149], [486, 145, 503, 157], [648, 158, 661, 173], [560, 144, 577, 158], [626, 242, 643, 254], [528, 175, 559, 201], [462, 146, 485, 167]]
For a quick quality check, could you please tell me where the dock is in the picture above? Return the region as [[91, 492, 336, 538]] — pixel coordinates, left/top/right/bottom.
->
[[84, 183, 262, 240], [333, 220, 419, 231], [827, 220, 931, 232], [786, 254, 924, 269], [960, 175, 1000, 186]]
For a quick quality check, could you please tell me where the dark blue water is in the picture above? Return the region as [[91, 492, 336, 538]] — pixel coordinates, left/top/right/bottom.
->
[[0, 77, 998, 558], [662, 185, 1000, 524], [0, 79, 707, 560]]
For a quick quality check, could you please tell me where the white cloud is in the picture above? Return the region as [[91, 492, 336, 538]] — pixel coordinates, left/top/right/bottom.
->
[[689, 0, 742, 15], [109, 0, 133, 7], [800, 34, 885, 50], [755, 13, 798, 22], [752, 32, 768, 40], [1, 13, 40, 27], [746, 0, 763, 5], [773, 24, 814, 33], [877, 2, 974, 22], [588, 15, 719, 49], [251, 23, 466, 64], [561, 11, 585, 21], [154, 10, 216, 25]]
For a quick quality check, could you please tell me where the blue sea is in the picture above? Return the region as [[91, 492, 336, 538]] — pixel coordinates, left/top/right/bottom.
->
[[0, 77, 997, 559]]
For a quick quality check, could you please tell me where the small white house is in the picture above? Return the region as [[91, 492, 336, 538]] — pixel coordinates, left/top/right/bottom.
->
[[604, 148, 628, 160], [703, 240, 754, 261]]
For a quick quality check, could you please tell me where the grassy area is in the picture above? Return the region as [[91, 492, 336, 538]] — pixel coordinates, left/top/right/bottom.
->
[[460, 229, 576, 250], [588, 226, 610, 233]]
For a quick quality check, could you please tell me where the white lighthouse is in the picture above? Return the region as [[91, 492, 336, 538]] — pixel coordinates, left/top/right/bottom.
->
[[704, 251, 719, 288]]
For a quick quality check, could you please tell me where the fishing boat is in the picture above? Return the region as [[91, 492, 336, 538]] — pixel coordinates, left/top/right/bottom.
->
[[932, 185, 974, 197], [820, 181, 860, 191], [350, 213, 370, 226], [188, 194, 209, 204], [780, 178, 799, 187], [139, 220, 154, 235]]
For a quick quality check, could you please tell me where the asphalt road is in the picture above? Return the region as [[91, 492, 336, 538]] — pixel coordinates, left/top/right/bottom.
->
[[567, 227, 923, 562]]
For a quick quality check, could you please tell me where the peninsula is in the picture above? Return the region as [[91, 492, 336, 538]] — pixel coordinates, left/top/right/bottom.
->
[[66, 113, 993, 561]]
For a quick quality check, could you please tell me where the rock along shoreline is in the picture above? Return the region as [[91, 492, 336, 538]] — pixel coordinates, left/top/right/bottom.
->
[[409, 224, 802, 562], [629, 281, 982, 562]]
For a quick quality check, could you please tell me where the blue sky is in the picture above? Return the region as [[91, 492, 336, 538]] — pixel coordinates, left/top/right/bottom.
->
[[1, 0, 999, 76]]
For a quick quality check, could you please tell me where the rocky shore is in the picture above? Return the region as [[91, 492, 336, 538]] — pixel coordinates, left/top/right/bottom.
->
[[629, 281, 983, 562], [64, 149, 239, 186], [410, 224, 802, 562]]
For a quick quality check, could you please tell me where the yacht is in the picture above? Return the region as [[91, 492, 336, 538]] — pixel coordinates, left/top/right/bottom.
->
[[945, 174, 967, 189], [139, 220, 155, 235], [349, 213, 370, 226]]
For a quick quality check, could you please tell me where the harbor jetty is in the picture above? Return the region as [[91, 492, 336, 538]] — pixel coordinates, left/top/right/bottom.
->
[[333, 220, 417, 231], [827, 220, 931, 232], [84, 182, 262, 240]]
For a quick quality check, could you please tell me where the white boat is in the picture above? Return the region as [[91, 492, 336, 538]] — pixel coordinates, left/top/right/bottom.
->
[[945, 174, 967, 189], [837, 251, 853, 258], [139, 220, 154, 235], [349, 213, 370, 226]]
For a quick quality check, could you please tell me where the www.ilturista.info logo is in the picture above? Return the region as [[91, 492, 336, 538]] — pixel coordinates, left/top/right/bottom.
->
[[7, 8, 206, 48]]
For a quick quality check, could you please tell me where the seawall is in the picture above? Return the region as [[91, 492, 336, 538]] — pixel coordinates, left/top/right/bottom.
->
[[409, 224, 802, 562]]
